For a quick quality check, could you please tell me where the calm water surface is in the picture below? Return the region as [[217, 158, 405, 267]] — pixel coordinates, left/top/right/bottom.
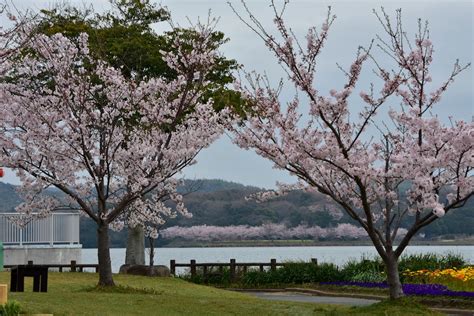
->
[[81, 245, 474, 273]]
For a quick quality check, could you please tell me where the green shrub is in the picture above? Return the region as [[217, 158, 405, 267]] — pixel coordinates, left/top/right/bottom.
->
[[309, 262, 345, 283], [350, 271, 386, 283], [398, 253, 466, 272], [0, 301, 22, 316], [241, 262, 344, 286], [341, 256, 384, 280], [180, 266, 233, 286], [204, 269, 232, 285], [273, 262, 316, 284], [241, 270, 275, 287]]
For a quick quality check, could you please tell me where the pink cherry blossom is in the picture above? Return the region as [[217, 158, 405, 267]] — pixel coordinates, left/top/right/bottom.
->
[[160, 223, 367, 241]]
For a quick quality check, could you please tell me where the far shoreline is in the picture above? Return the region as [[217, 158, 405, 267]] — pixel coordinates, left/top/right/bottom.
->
[[83, 237, 474, 249], [156, 237, 474, 248]]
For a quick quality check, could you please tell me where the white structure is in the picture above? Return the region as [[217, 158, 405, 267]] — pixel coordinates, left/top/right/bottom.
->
[[0, 212, 82, 265], [0, 212, 80, 245]]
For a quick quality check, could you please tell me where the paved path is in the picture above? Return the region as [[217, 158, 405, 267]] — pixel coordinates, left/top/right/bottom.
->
[[244, 291, 380, 306]]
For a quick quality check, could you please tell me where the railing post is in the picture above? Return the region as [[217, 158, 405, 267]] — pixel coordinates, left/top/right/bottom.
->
[[73, 214, 79, 244], [170, 260, 176, 275], [71, 260, 77, 272], [190, 260, 196, 277], [259, 265, 264, 272], [230, 259, 236, 281], [50, 214, 54, 246], [270, 259, 276, 271], [27, 260, 33, 265], [311, 258, 318, 266], [19, 227, 23, 246], [70, 214, 76, 244]]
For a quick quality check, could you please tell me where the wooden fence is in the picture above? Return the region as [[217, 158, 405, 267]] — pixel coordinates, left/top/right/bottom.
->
[[170, 258, 318, 278], [5, 260, 99, 273]]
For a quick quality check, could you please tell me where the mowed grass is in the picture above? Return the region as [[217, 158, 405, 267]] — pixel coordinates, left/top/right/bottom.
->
[[0, 272, 439, 316]]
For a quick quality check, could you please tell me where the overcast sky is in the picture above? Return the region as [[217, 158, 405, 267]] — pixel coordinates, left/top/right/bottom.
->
[[2, 0, 473, 188]]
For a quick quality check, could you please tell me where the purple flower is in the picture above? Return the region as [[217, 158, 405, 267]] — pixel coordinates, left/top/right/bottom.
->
[[320, 281, 474, 298]]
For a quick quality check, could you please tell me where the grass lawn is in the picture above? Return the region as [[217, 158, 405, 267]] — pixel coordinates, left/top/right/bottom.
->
[[0, 272, 440, 315]]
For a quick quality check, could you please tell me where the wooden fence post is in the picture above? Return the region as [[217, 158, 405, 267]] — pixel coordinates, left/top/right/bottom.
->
[[170, 260, 176, 275], [311, 258, 318, 266], [27, 260, 33, 265], [190, 260, 196, 277], [70, 260, 76, 272], [0, 284, 7, 305], [259, 265, 264, 272], [270, 259, 276, 271], [230, 259, 236, 280]]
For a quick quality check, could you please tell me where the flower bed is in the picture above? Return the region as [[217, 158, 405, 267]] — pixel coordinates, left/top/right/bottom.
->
[[403, 267, 474, 292], [403, 267, 474, 282], [320, 281, 474, 298]]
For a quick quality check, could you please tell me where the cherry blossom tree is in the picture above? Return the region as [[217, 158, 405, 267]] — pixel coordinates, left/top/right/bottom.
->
[[229, 2, 472, 299], [0, 16, 229, 285], [35, 1, 240, 269], [0, 4, 34, 69]]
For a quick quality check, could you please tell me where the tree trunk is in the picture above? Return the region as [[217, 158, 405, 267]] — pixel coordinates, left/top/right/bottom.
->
[[385, 253, 403, 299], [97, 222, 115, 286], [125, 225, 145, 265]]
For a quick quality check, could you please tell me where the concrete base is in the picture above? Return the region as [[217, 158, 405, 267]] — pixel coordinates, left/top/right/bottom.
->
[[4, 245, 82, 265]]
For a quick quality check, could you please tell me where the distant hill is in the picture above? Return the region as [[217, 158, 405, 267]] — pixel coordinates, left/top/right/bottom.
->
[[0, 179, 472, 247], [178, 179, 260, 193], [0, 179, 260, 212], [0, 182, 22, 211]]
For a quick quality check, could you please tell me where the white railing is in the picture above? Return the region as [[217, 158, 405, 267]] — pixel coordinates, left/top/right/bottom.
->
[[0, 212, 80, 245]]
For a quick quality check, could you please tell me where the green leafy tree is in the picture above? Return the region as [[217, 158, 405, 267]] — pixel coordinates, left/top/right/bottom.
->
[[38, 0, 241, 112]]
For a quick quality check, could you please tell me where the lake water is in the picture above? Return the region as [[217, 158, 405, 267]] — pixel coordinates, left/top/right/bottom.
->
[[81, 245, 474, 274]]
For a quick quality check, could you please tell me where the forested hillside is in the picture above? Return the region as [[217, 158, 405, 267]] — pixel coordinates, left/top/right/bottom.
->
[[0, 180, 472, 247]]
